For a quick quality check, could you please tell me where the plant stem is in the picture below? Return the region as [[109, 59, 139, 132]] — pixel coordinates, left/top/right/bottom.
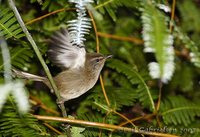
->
[[0, 35, 12, 83], [8, 0, 67, 117], [88, 11, 111, 106], [34, 115, 180, 137]]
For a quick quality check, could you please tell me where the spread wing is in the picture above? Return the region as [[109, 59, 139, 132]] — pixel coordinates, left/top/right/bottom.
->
[[48, 29, 86, 69]]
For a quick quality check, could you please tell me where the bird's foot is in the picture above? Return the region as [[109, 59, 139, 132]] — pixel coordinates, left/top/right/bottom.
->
[[56, 99, 65, 106], [62, 123, 72, 137], [62, 123, 71, 129]]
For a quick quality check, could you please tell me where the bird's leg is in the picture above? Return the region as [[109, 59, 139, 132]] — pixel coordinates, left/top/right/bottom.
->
[[56, 99, 67, 117], [56, 99, 72, 136]]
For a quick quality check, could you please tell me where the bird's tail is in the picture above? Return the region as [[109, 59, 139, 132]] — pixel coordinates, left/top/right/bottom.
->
[[12, 69, 47, 82]]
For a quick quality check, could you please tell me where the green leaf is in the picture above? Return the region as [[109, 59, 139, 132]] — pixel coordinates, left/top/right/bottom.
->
[[174, 26, 200, 68], [160, 96, 200, 126], [0, 8, 25, 39], [71, 126, 85, 137], [0, 45, 34, 70], [107, 59, 155, 111], [96, 0, 139, 21], [141, 2, 174, 83], [0, 101, 48, 137]]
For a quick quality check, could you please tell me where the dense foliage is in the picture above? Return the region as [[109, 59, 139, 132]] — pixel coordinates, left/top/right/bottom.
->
[[0, 0, 200, 136]]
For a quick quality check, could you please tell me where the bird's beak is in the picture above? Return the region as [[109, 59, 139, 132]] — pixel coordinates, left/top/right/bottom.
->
[[105, 55, 113, 59]]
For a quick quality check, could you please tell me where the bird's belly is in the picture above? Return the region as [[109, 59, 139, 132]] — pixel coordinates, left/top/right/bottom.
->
[[59, 79, 97, 101]]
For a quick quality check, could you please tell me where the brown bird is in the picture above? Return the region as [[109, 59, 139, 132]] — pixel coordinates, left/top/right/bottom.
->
[[13, 29, 112, 103]]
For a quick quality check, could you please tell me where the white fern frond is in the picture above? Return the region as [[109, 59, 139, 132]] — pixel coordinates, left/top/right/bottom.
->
[[174, 27, 200, 68], [68, 0, 93, 46], [12, 81, 30, 113], [0, 83, 11, 112], [0, 81, 30, 113], [157, 4, 171, 13], [141, 2, 175, 83], [0, 35, 29, 113]]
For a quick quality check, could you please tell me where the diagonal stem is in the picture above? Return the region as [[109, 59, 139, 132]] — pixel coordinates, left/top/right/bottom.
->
[[8, 0, 67, 117], [0, 35, 12, 83], [169, 0, 176, 33]]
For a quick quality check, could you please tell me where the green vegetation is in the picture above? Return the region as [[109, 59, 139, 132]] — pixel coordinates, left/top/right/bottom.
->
[[0, 0, 200, 136]]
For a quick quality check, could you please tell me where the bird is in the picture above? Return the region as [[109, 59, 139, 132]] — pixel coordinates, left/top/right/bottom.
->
[[13, 28, 112, 104]]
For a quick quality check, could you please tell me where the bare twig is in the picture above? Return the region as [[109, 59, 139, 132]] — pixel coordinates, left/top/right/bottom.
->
[[97, 32, 144, 45], [34, 115, 180, 137], [119, 113, 155, 127], [25, 8, 74, 25], [30, 95, 60, 115], [169, 0, 176, 33], [43, 122, 63, 135]]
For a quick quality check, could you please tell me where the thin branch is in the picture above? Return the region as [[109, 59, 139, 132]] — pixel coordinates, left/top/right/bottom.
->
[[8, 0, 67, 117], [97, 32, 144, 45], [156, 80, 163, 112], [88, 11, 110, 106], [88, 11, 100, 53], [95, 0, 114, 9], [99, 75, 110, 106], [113, 110, 136, 128], [154, 80, 163, 127], [43, 122, 63, 135], [25, 8, 75, 25], [169, 0, 176, 33], [34, 115, 180, 137], [119, 113, 155, 127], [99, 111, 112, 137], [89, 11, 142, 128], [94, 102, 136, 128], [29, 95, 60, 115]]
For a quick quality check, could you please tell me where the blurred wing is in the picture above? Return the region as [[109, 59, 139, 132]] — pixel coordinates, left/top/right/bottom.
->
[[48, 29, 86, 69]]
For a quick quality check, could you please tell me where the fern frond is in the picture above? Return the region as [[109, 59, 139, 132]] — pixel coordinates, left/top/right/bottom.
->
[[78, 112, 105, 137], [94, 86, 137, 112], [111, 72, 132, 89], [68, 0, 93, 46], [174, 26, 200, 68], [141, 2, 175, 83], [0, 8, 24, 39], [96, 0, 139, 21], [160, 96, 200, 126], [0, 46, 34, 70], [77, 85, 137, 116], [71, 126, 85, 137], [107, 59, 155, 111], [0, 101, 48, 137]]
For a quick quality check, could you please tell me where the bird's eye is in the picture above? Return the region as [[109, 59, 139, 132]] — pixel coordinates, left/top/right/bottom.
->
[[96, 58, 100, 63]]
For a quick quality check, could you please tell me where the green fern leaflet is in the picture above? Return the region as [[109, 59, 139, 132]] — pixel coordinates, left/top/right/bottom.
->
[[0, 8, 24, 39]]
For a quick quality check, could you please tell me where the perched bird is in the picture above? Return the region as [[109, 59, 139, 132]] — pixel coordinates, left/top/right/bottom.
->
[[13, 29, 111, 103]]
